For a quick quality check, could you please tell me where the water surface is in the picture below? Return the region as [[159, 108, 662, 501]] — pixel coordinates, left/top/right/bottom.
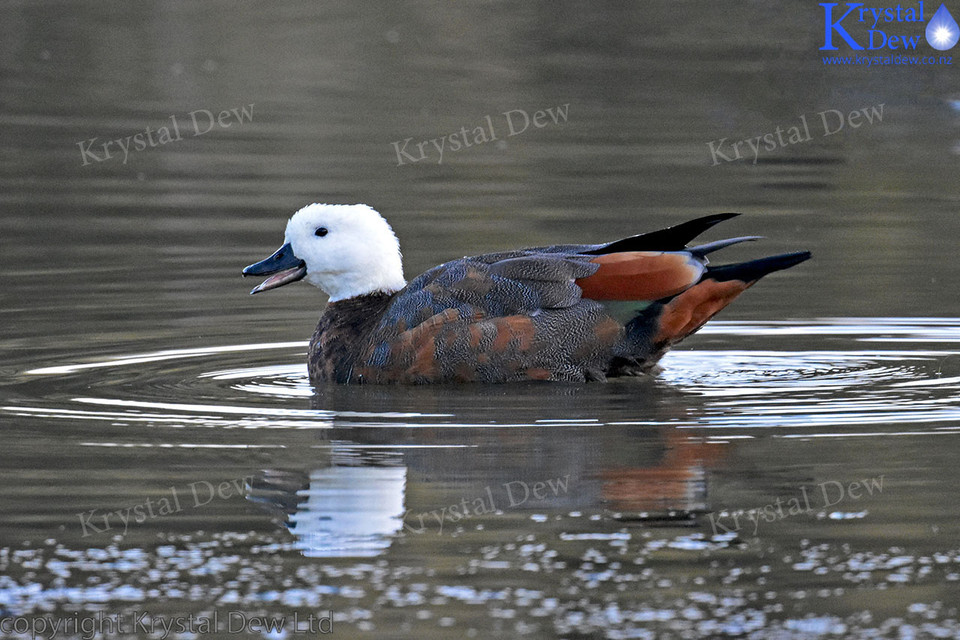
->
[[2, 1, 960, 638]]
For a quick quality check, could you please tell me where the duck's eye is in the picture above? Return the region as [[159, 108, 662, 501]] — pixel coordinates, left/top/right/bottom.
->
[[315, 227, 328, 237]]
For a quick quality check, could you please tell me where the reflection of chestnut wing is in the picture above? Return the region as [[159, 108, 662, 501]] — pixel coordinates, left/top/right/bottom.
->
[[601, 432, 729, 514]]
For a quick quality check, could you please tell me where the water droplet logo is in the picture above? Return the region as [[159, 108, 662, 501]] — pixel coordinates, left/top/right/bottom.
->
[[926, 4, 960, 50]]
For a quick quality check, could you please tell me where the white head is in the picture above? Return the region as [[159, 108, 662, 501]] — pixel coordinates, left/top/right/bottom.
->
[[243, 203, 406, 301]]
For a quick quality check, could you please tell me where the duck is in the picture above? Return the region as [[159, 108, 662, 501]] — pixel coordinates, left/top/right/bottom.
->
[[243, 204, 810, 385]]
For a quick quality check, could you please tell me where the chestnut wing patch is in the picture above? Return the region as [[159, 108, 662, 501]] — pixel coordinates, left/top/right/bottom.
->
[[575, 251, 705, 302], [652, 278, 751, 347]]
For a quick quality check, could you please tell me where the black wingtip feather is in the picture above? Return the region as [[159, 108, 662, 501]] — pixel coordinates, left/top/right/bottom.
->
[[689, 235, 764, 257], [583, 213, 742, 255], [707, 251, 812, 283]]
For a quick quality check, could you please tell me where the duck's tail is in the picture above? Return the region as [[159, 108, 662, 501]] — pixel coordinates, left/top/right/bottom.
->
[[648, 250, 812, 349], [706, 251, 812, 283]]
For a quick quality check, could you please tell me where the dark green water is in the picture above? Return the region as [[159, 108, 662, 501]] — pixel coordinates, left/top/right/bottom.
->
[[2, 1, 960, 638]]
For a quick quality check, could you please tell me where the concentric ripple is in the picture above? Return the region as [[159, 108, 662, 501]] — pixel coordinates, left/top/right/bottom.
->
[[3, 319, 960, 638], [3, 318, 959, 440]]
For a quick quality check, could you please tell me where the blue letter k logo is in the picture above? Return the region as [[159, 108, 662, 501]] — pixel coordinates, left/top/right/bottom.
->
[[819, 3, 865, 50]]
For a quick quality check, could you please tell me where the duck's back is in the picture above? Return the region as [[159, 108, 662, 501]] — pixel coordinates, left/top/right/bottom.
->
[[308, 252, 612, 383], [307, 214, 810, 385]]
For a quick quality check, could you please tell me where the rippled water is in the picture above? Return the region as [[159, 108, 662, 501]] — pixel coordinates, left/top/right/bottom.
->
[[3, 0, 960, 638], [11, 319, 960, 437], [4, 319, 960, 636]]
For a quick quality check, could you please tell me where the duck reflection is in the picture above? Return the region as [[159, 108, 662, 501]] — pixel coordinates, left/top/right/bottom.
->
[[247, 381, 728, 557], [248, 461, 407, 558]]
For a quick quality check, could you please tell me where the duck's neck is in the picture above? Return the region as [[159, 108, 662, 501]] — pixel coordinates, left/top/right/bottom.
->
[[309, 292, 396, 383], [321, 292, 395, 329]]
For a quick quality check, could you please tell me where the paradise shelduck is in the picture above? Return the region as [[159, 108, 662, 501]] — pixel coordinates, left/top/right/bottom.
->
[[243, 204, 810, 384]]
